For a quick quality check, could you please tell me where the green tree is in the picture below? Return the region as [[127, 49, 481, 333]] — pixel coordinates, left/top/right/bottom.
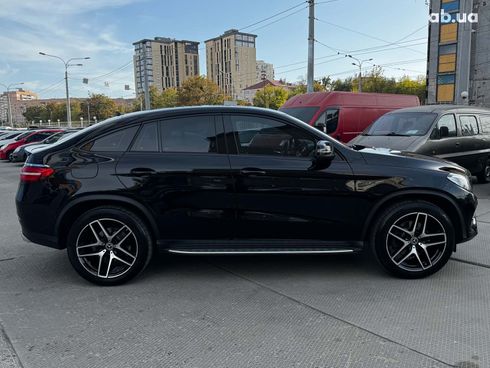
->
[[177, 76, 224, 106], [23, 105, 48, 123], [152, 86, 178, 108], [81, 93, 117, 121], [287, 81, 325, 99], [253, 85, 289, 109]]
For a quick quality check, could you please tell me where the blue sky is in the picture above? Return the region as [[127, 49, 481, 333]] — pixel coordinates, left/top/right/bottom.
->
[[0, 0, 430, 99]]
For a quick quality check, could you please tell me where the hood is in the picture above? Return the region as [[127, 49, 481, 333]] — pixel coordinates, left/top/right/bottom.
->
[[350, 134, 423, 151], [359, 147, 468, 175], [0, 138, 16, 147]]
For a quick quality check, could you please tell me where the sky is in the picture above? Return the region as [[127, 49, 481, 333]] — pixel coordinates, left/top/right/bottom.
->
[[0, 0, 430, 99]]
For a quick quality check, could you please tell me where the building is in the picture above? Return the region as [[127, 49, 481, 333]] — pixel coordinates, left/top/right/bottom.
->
[[133, 37, 200, 95], [427, 0, 490, 106], [256, 60, 275, 83], [205, 29, 257, 100], [242, 79, 293, 104], [0, 89, 38, 125]]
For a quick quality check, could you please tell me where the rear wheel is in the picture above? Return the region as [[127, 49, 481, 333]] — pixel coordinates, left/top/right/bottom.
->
[[476, 159, 490, 184], [67, 207, 153, 286], [372, 201, 454, 279]]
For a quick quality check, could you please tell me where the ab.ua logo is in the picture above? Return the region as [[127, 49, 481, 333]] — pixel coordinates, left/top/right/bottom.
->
[[429, 9, 478, 23]]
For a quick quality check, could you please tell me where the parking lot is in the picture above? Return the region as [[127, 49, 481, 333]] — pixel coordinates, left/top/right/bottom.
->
[[0, 160, 489, 368]]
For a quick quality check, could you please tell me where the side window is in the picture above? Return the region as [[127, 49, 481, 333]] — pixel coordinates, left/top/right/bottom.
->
[[160, 116, 218, 153], [480, 115, 490, 133], [131, 122, 159, 152], [315, 109, 339, 134], [83, 126, 139, 152], [229, 115, 315, 157], [436, 114, 457, 138], [459, 115, 479, 136]]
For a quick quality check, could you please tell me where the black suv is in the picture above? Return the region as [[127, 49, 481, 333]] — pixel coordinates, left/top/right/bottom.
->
[[16, 106, 478, 285]]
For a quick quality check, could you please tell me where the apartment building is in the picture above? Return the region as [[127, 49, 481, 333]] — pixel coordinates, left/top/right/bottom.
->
[[427, 0, 490, 106], [133, 37, 200, 95], [0, 89, 38, 125], [205, 29, 257, 100], [256, 60, 275, 83]]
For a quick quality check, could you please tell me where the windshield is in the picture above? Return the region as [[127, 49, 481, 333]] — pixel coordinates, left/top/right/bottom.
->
[[279, 107, 320, 124], [364, 112, 437, 137], [43, 132, 66, 144], [15, 131, 33, 141], [3, 132, 21, 140]]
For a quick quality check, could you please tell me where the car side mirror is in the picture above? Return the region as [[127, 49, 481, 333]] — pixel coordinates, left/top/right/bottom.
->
[[315, 122, 327, 133], [439, 126, 449, 139], [311, 140, 335, 170]]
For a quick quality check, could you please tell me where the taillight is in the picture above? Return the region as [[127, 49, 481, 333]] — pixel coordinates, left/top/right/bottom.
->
[[20, 164, 55, 182]]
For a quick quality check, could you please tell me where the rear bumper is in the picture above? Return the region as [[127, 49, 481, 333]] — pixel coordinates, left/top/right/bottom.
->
[[21, 227, 61, 249]]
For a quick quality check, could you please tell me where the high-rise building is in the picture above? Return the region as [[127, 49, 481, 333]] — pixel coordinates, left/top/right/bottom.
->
[[256, 60, 275, 83], [427, 0, 490, 106], [205, 29, 257, 100], [133, 37, 200, 95]]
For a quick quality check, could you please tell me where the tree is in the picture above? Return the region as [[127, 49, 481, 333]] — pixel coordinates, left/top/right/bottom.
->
[[150, 86, 178, 108], [253, 85, 289, 109], [177, 76, 224, 106], [23, 105, 48, 123], [287, 81, 325, 99], [81, 93, 117, 121]]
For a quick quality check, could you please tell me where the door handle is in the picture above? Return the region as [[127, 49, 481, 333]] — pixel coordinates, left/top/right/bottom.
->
[[455, 142, 461, 147], [130, 168, 156, 176], [240, 168, 266, 176]]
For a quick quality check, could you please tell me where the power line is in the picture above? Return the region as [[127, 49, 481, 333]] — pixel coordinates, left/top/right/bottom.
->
[[315, 18, 427, 55], [248, 5, 309, 33], [239, 1, 307, 31]]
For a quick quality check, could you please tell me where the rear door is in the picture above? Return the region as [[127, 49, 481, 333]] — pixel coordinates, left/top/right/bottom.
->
[[421, 114, 461, 162], [116, 115, 235, 241]]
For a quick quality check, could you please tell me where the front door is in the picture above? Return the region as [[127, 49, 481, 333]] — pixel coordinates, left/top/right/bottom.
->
[[224, 114, 354, 242]]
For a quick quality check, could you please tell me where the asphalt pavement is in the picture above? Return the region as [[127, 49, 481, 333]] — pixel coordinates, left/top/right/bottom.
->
[[0, 160, 489, 368]]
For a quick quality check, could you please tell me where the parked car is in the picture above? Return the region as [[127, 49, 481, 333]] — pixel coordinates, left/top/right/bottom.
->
[[0, 131, 25, 145], [17, 106, 477, 285], [279, 91, 420, 143], [10, 130, 77, 162], [350, 105, 490, 183], [0, 129, 62, 160]]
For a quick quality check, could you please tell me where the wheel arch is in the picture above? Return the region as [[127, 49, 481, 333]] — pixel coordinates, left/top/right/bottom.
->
[[363, 189, 466, 248], [56, 195, 160, 249]]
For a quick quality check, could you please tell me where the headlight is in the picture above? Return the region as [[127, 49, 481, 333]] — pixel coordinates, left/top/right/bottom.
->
[[447, 172, 471, 191], [14, 147, 21, 153], [0, 144, 7, 150]]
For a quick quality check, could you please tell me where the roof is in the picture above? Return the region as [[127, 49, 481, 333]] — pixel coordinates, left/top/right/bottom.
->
[[243, 79, 287, 91], [204, 29, 257, 43], [390, 105, 490, 114], [132, 38, 199, 46]]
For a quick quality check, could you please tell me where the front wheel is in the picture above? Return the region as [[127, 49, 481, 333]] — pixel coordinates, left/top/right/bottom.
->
[[67, 206, 153, 286], [476, 159, 490, 184], [372, 201, 454, 279]]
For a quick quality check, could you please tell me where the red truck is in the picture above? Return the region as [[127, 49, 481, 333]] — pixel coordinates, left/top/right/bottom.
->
[[279, 91, 420, 143]]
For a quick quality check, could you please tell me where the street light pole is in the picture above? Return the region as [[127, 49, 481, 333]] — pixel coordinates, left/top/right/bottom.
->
[[307, 0, 315, 93], [346, 55, 373, 93], [39, 52, 90, 127], [0, 82, 24, 127]]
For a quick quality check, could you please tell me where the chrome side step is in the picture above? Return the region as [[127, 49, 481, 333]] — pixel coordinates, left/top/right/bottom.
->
[[168, 249, 355, 255]]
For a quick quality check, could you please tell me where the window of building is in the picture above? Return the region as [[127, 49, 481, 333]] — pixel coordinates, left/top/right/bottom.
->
[[438, 44, 457, 73], [437, 73, 456, 103], [459, 115, 479, 136], [436, 114, 457, 137], [439, 23, 458, 43], [441, 0, 460, 13], [131, 122, 159, 152], [228, 115, 315, 157], [160, 116, 218, 153], [83, 126, 139, 152]]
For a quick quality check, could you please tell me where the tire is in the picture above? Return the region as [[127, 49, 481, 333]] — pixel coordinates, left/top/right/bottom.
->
[[476, 159, 490, 184], [67, 206, 153, 286], [371, 201, 455, 279]]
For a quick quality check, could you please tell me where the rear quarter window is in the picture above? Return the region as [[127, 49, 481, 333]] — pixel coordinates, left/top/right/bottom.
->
[[82, 126, 139, 152], [480, 115, 490, 134]]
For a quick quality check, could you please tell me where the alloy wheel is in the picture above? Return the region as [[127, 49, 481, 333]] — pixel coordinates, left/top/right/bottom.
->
[[385, 212, 447, 272], [76, 218, 138, 279]]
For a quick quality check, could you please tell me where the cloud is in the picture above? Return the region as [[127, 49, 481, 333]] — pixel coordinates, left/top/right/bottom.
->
[[0, 0, 143, 97]]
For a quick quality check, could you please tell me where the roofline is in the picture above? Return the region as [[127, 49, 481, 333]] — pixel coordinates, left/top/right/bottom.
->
[[204, 30, 258, 43], [132, 38, 200, 46]]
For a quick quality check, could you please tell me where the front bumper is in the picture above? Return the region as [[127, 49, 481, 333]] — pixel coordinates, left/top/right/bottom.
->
[[9, 152, 25, 162]]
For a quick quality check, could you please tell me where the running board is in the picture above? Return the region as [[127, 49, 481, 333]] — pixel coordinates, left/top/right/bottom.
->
[[167, 248, 356, 255]]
